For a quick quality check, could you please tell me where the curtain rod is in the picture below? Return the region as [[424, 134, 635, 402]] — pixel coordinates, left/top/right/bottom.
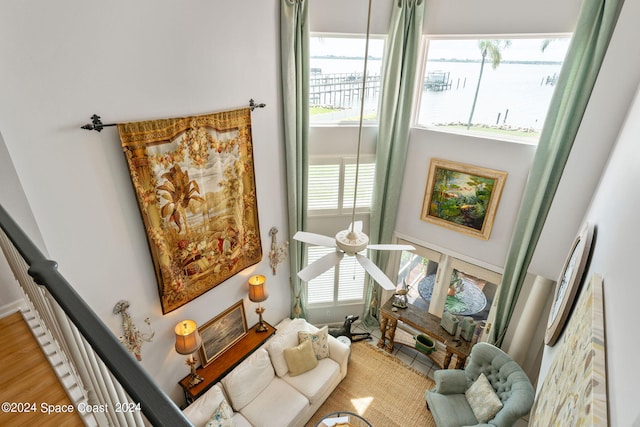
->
[[81, 99, 266, 132]]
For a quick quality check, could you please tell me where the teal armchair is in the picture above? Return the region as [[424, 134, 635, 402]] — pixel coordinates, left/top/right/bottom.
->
[[425, 342, 534, 427]]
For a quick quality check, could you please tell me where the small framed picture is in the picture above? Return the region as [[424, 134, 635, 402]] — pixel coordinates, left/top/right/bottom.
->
[[420, 158, 507, 240], [198, 300, 248, 366], [545, 222, 595, 346]]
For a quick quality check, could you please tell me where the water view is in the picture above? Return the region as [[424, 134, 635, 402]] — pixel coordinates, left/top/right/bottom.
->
[[309, 57, 563, 135], [309, 37, 571, 140]]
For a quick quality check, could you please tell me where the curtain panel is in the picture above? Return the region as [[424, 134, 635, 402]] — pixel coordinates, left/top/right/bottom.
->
[[363, 0, 425, 327], [281, 0, 310, 319], [491, 0, 624, 345]]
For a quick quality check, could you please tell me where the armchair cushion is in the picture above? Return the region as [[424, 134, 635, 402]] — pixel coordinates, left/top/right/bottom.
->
[[433, 369, 468, 394]]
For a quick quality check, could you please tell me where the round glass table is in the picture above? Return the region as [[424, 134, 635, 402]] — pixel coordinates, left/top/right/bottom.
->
[[418, 274, 487, 316], [315, 411, 372, 427]]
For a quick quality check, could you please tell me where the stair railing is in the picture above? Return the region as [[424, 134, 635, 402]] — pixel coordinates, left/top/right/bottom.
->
[[0, 203, 191, 427]]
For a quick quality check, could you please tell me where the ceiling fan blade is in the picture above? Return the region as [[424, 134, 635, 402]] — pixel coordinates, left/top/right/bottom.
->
[[298, 251, 344, 282], [367, 244, 416, 251], [293, 231, 336, 248], [349, 221, 363, 233], [355, 254, 396, 291]]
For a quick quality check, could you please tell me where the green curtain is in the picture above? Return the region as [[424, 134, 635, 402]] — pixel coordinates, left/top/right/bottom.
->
[[280, 0, 310, 319], [491, 0, 624, 346], [363, 0, 425, 328]]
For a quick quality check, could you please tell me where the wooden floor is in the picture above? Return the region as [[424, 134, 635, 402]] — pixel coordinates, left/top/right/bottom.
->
[[0, 312, 83, 427]]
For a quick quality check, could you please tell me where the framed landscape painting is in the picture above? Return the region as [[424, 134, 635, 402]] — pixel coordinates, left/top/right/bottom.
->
[[420, 158, 507, 240], [198, 300, 248, 367]]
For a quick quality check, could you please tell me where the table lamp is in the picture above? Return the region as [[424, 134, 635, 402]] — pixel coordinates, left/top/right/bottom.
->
[[248, 275, 269, 332], [174, 320, 204, 387]]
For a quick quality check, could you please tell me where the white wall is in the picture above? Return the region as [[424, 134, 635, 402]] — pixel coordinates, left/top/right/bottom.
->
[[0, 131, 39, 314], [579, 86, 640, 426], [0, 0, 289, 404]]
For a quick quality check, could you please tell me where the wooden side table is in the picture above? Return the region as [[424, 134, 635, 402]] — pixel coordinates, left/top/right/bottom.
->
[[377, 299, 473, 369], [179, 321, 276, 404]]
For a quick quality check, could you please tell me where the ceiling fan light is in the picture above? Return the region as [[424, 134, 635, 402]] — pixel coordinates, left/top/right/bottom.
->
[[335, 229, 369, 255]]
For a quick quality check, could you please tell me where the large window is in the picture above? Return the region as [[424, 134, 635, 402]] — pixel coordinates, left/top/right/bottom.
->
[[415, 36, 571, 143], [305, 156, 376, 306], [309, 35, 385, 124]]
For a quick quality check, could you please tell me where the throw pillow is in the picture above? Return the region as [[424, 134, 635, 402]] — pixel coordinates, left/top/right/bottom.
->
[[205, 400, 235, 427], [465, 373, 504, 423], [283, 339, 318, 376], [182, 383, 226, 426], [265, 318, 309, 377], [298, 325, 330, 360]]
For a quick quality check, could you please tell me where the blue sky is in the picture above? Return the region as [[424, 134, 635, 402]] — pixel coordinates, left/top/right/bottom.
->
[[311, 36, 571, 62]]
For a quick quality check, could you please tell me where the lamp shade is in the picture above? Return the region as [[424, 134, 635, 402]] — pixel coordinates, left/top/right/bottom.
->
[[248, 275, 268, 302], [174, 320, 202, 355]]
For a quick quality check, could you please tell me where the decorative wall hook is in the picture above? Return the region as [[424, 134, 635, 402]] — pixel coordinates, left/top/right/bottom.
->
[[113, 300, 155, 361], [268, 227, 288, 275]]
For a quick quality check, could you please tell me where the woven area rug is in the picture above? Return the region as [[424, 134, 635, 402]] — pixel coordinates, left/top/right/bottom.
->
[[305, 342, 437, 427]]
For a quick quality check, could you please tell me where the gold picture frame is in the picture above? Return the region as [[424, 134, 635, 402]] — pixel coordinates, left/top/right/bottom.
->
[[545, 222, 595, 346], [420, 158, 507, 240], [198, 300, 248, 367], [118, 108, 262, 313]]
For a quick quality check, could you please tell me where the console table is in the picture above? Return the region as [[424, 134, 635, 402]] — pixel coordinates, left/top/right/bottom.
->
[[377, 299, 473, 369], [179, 321, 276, 404]]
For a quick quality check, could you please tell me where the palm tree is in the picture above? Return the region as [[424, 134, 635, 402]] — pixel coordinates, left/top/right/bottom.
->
[[466, 40, 512, 129], [158, 164, 205, 234]]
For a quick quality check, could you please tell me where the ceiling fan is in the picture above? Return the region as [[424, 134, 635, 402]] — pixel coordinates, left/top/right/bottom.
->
[[294, 0, 414, 291]]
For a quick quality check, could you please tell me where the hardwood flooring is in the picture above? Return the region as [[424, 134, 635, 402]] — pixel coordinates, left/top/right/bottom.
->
[[0, 311, 83, 427]]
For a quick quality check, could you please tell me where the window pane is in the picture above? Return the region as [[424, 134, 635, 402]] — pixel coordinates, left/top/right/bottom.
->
[[307, 246, 336, 304], [343, 162, 375, 209], [310, 36, 385, 124], [396, 250, 439, 311], [416, 37, 570, 143], [337, 255, 365, 301], [308, 164, 340, 210]]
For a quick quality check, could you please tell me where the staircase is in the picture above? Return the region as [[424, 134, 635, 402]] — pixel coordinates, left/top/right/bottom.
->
[[0, 311, 84, 426]]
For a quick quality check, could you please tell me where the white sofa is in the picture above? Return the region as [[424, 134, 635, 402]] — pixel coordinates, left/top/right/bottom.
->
[[183, 318, 350, 427]]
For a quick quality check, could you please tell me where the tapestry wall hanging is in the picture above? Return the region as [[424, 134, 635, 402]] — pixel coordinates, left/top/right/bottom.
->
[[118, 108, 262, 313]]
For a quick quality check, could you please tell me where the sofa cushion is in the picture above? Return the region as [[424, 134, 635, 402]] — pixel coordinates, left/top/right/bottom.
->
[[284, 339, 318, 376], [298, 325, 329, 360], [183, 383, 228, 427], [283, 357, 341, 404], [230, 414, 252, 427], [205, 400, 234, 427], [266, 319, 309, 377], [221, 348, 275, 411], [239, 377, 309, 427], [465, 373, 504, 423]]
